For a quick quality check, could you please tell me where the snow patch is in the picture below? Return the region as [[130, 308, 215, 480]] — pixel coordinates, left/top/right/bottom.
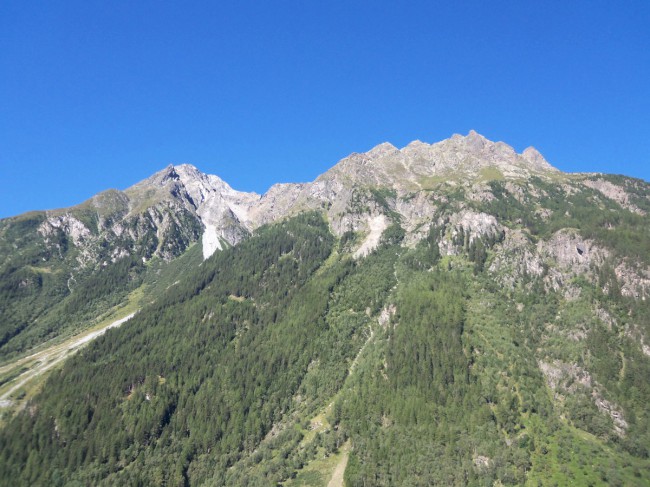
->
[[202, 225, 222, 259], [354, 215, 388, 259]]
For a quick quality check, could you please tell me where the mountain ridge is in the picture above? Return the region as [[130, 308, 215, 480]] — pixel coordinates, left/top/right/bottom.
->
[[2, 130, 648, 363], [15, 131, 566, 262], [1, 131, 650, 485]]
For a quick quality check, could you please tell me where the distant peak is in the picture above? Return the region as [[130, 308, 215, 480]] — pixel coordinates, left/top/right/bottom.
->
[[161, 165, 181, 182], [463, 130, 488, 151], [174, 163, 200, 172], [173, 163, 206, 180], [403, 139, 429, 150], [366, 142, 398, 158], [522, 146, 555, 171], [522, 146, 542, 158], [449, 130, 489, 145], [158, 163, 211, 186]]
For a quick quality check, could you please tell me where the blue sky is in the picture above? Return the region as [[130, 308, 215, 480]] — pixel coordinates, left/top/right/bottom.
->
[[1, 1, 649, 217]]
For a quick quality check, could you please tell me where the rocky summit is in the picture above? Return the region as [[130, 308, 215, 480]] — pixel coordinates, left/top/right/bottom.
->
[[1, 132, 650, 486], [12, 131, 565, 266]]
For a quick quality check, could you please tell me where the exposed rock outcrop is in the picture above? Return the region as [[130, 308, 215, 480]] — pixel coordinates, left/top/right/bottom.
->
[[583, 178, 645, 215]]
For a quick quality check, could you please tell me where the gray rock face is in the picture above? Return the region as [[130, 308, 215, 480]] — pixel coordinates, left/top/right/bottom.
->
[[316, 130, 557, 192], [583, 178, 645, 215], [538, 359, 628, 436], [34, 163, 257, 266], [227, 131, 559, 257], [125, 164, 260, 259], [51, 131, 643, 267], [437, 210, 503, 257], [18, 131, 649, 271]]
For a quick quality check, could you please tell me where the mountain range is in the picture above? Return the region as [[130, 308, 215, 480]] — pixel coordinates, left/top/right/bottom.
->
[[1, 131, 650, 486]]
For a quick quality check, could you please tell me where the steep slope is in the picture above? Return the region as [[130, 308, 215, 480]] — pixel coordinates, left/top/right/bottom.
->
[[125, 164, 260, 258], [245, 130, 563, 240], [0, 131, 627, 359], [1, 132, 650, 485], [0, 164, 255, 360]]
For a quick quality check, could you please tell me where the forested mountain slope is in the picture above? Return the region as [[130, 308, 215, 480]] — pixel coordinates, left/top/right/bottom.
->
[[1, 132, 650, 485], [0, 164, 260, 361]]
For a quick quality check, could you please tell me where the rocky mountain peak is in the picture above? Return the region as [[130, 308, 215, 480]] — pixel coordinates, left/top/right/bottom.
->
[[172, 164, 245, 202], [449, 129, 487, 143], [522, 146, 556, 171], [19, 132, 565, 267], [464, 129, 489, 151], [318, 131, 559, 193], [443, 130, 513, 156], [365, 141, 399, 159], [123, 163, 260, 260], [160, 164, 181, 184], [403, 139, 430, 150]]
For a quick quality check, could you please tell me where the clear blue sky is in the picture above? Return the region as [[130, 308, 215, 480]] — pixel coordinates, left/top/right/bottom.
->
[[1, 1, 649, 218]]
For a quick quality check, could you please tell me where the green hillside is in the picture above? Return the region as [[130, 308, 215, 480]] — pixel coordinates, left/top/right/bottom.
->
[[1, 198, 650, 485]]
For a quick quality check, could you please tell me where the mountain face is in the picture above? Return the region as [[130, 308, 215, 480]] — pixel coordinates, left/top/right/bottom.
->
[[1, 132, 650, 486]]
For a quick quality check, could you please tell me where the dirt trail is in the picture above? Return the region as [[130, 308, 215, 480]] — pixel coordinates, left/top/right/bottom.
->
[[324, 312, 379, 485], [0, 312, 136, 408], [327, 441, 350, 487]]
